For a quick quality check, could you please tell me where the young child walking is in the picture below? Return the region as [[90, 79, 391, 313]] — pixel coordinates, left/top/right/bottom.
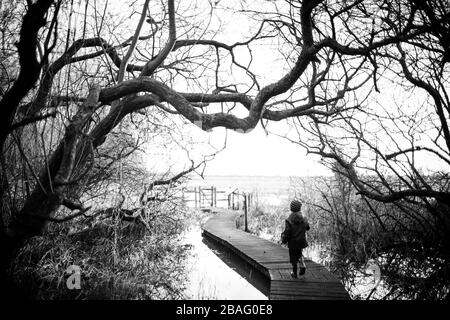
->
[[281, 199, 310, 278]]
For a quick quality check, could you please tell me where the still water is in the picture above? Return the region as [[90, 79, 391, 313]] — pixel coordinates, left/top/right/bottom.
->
[[181, 221, 268, 300]]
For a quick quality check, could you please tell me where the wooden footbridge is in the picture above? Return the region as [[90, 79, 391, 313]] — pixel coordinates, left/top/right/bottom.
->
[[202, 209, 350, 300]]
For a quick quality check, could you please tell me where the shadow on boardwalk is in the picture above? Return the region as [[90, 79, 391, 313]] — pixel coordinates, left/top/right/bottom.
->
[[202, 208, 350, 300]]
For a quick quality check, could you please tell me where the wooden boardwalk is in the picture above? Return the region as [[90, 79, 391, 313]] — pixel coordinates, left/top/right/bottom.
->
[[202, 209, 350, 300]]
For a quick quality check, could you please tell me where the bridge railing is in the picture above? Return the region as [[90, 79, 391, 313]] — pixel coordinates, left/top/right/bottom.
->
[[227, 189, 253, 232], [182, 186, 254, 232], [181, 186, 227, 208]]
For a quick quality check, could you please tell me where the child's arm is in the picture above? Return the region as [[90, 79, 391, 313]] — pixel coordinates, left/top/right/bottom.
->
[[281, 220, 291, 244], [304, 217, 310, 231]]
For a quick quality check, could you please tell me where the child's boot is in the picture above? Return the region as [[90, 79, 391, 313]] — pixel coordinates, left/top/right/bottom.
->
[[291, 263, 298, 278], [299, 258, 306, 275]]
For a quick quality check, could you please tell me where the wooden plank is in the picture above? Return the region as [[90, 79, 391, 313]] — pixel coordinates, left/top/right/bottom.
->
[[272, 280, 345, 288], [270, 291, 350, 298], [270, 291, 349, 298], [270, 293, 348, 300], [271, 284, 348, 293]]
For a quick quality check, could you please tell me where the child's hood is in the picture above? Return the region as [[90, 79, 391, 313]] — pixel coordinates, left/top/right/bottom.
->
[[288, 211, 304, 224]]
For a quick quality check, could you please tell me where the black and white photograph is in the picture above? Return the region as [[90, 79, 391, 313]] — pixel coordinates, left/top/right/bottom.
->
[[0, 0, 449, 308]]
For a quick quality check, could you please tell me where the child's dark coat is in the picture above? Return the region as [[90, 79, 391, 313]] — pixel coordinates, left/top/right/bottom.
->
[[281, 212, 310, 262]]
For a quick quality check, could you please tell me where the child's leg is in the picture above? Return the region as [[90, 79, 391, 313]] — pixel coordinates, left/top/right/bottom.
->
[[300, 255, 305, 268], [292, 261, 298, 274], [299, 251, 306, 275], [289, 248, 298, 278]]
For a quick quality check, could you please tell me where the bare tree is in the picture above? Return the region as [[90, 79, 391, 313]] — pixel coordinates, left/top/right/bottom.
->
[[1, 0, 448, 298]]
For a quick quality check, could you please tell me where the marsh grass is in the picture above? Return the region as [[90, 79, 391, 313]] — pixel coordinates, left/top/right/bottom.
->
[[236, 201, 287, 244], [8, 207, 192, 299]]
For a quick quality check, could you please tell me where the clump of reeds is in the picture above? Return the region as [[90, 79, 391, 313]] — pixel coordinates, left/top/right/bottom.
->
[[236, 197, 291, 243], [8, 204, 192, 300]]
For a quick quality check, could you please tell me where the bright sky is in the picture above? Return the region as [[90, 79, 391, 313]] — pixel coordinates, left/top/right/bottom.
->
[[143, 116, 333, 177], [193, 126, 332, 177]]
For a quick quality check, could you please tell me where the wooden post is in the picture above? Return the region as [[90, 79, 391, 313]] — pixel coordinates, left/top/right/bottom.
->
[[211, 186, 214, 207], [194, 187, 198, 208], [232, 192, 234, 210], [244, 193, 249, 232], [203, 188, 206, 207], [233, 192, 235, 210]]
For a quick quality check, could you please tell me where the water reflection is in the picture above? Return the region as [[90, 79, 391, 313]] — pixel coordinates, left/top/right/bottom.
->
[[181, 224, 268, 300], [202, 237, 270, 297]]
